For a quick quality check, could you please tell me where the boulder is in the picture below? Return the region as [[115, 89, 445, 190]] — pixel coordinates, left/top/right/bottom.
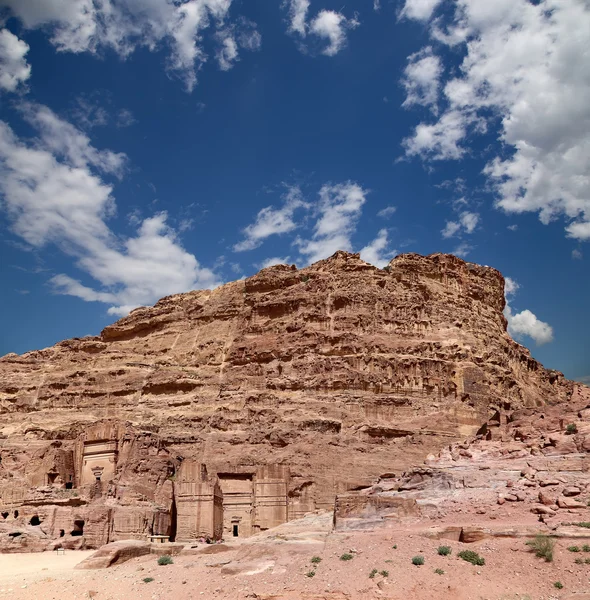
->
[[557, 497, 586, 510], [75, 540, 151, 569]]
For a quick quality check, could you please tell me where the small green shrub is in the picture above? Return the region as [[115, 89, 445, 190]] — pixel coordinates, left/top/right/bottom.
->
[[392, 544, 397, 549], [568, 545, 581, 553], [434, 568, 444, 575], [310, 556, 322, 564], [576, 557, 584, 564], [526, 534, 555, 562], [306, 570, 315, 578], [585, 558, 590, 565], [412, 555, 425, 566], [384, 559, 393, 563], [576, 522, 590, 528], [437, 545, 452, 556], [583, 545, 590, 552], [143, 577, 154, 583], [369, 569, 378, 579], [157, 555, 173, 566], [554, 581, 563, 589], [566, 423, 578, 434], [380, 570, 389, 577], [458, 550, 485, 566], [340, 553, 354, 561]]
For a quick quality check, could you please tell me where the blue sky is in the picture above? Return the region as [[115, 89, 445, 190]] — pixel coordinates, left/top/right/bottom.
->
[[0, 0, 588, 382]]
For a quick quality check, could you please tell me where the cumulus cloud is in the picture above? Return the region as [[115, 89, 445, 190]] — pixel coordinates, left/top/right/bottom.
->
[[0, 106, 219, 316], [0, 0, 260, 92], [401, 47, 442, 112], [286, 0, 310, 36], [0, 29, 31, 92], [442, 210, 479, 249], [504, 276, 520, 297], [284, 1, 359, 56], [400, 0, 443, 21], [233, 186, 309, 252], [402, 0, 590, 241], [503, 276, 553, 345], [360, 228, 396, 268], [505, 306, 554, 346], [296, 182, 368, 263], [309, 10, 359, 56]]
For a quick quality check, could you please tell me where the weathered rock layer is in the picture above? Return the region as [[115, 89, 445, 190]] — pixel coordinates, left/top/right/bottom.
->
[[0, 251, 572, 550]]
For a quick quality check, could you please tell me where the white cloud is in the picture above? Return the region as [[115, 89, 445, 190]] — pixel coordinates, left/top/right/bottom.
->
[[402, 0, 590, 241], [459, 210, 478, 233], [0, 29, 31, 92], [215, 19, 261, 71], [441, 210, 479, 238], [257, 256, 291, 269], [572, 249, 583, 260], [401, 47, 442, 112], [216, 32, 238, 71], [400, 0, 443, 22], [504, 276, 520, 297], [286, 0, 310, 36], [503, 276, 553, 345], [309, 10, 359, 56], [505, 306, 554, 346], [360, 228, 396, 268], [233, 186, 309, 252], [284, 1, 358, 56], [403, 109, 478, 160], [21, 103, 127, 178], [0, 0, 259, 92], [116, 108, 136, 128], [507, 224, 518, 231], [452, 242, 473, 258], [441, 220, 461, 239], [0, 106, 219, 316], [296, 182, 368, 263], [373, 0, 381, 11], [377, 205, 396, 218]]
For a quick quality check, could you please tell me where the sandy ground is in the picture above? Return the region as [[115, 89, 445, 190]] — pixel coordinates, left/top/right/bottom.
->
[[0, 527, 588, 600]]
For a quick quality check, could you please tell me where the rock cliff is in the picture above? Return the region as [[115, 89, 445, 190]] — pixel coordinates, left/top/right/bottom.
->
[[0, 251, 572, 550]]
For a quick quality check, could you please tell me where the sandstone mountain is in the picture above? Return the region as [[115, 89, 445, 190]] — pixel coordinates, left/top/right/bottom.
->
[[0, 251, 572, 551]]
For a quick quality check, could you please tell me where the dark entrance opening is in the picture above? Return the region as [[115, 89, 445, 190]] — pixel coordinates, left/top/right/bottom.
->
[[30, 516, 41, 526], [232, 524, 239, 537], [169, 494, 177, 543], [47, 473, 58, 485], [13, 510, 18, 518], [59, 529, 65, 537], [1, 512, 8, 519], [71, 520, 84, 536], [65, 482, 73, 489]]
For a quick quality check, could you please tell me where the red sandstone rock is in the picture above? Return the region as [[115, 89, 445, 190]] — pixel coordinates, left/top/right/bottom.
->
[[0, 252, 578, 552], [557, 497, 586, 509], [75, 540, 151, 569]]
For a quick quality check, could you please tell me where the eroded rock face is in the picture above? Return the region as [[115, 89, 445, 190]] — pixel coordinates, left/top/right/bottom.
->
[[0, 251, 573, 551], [335, 385, 590, 534]]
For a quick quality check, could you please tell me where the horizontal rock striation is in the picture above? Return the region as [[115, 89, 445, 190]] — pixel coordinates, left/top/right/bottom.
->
[[0, 251, 573, 550]]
